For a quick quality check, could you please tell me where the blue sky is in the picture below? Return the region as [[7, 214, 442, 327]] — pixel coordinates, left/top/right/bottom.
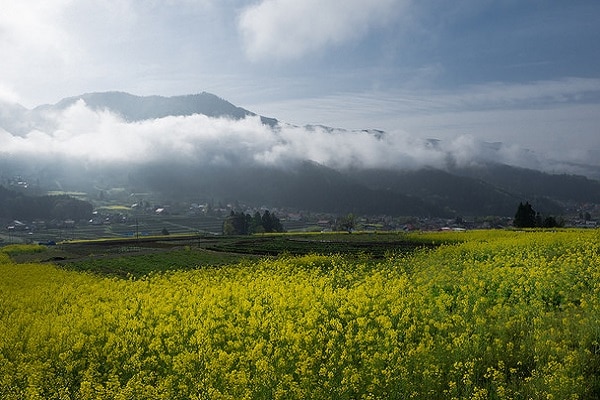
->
[[1, 0, 599, 166]]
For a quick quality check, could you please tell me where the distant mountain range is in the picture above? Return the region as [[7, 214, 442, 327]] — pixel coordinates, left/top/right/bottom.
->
[[128, 161, 599, 217], [0, 91, 278, 136], [36, 91, 280, 126], [1, 91, 600, 218]]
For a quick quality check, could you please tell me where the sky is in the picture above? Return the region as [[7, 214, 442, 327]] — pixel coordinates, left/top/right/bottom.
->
[[1, 0, 600, 169]]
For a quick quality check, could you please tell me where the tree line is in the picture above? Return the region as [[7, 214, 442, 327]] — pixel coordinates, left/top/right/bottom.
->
[[513, 202, 562, 228], [222, 210, 284, 235], [0, 186, 93, 222]]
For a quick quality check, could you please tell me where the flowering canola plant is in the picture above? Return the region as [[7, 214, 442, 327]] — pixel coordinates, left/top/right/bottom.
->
[[1, 230, 599, 399]]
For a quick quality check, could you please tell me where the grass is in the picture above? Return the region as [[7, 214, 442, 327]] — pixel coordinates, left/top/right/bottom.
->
[[62, 247, 250, 278], [95, 205, 133, 211], [203, 232, 438, 258], [4, 242, 250, 279], [4, 231, 439, 278]]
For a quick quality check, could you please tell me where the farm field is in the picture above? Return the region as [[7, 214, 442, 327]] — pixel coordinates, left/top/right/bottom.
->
[[1, 214, 227, 245], [8, 232, 434, 278], [1, 230, 600, 399]]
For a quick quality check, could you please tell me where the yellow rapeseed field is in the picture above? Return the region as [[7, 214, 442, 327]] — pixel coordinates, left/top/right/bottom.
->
[[1, 230, 599, 399]]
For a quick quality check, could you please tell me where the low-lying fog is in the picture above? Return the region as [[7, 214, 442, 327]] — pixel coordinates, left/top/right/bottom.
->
[[1, 99, 552, 175]]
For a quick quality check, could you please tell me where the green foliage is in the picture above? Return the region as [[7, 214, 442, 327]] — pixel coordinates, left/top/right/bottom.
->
[[1, 244, 46, 256], [514, 202, 562, 228], [62, 248, 247, 278], [336, 213, 356, 233], [2, 230, 600, 398], [513, 202, 537, 228], [204, 232, 431, 258], [223, 210, 284, 235]]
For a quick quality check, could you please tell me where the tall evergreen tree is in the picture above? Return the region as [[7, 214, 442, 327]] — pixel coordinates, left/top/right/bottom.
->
[[251, 211, 264, 233], [261, 210, 273, 233], [222, 209, 284, 235], [222, 211, 248, 235], [270, 213, 283, 233], [514, 202, 537, 228]]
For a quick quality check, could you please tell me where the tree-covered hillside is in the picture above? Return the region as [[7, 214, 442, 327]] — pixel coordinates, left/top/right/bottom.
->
[[0, 186, 93, 221]]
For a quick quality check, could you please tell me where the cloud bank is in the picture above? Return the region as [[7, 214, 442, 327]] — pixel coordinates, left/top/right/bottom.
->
[[247, 77, 600, 168], [238, 0, 407, 61], [0, 100, 546, 174]]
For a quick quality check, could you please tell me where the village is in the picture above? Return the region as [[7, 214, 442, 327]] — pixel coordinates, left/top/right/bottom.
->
[[2, 194, 597, 246]]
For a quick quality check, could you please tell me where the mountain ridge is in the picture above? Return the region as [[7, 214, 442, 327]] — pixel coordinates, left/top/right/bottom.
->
[[1, 91, 599, 218], [33, 91, 279, 126]]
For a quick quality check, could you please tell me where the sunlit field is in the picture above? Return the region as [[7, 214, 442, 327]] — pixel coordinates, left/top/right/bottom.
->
[[1, 230, 599, 399]]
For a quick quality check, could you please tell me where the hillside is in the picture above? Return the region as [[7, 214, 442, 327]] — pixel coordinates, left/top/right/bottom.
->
[[127, 160, 596, 217], [1, 91, 599, 218], [130, 162, 444, 217], [0, 186, 93, 221], [34, 91, 279, 126], [453, 164, 600, 204], [350, 167, 572, 216]]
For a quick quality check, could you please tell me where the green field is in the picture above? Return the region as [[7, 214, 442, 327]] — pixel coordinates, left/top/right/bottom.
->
[[1, 230, 599, 399], [7, 232, 437, 278]]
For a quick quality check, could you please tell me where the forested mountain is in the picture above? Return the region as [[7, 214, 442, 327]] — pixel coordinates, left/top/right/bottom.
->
[[351, 168, 522, 217], [126, 160, 595, 217], [350, 167, 569, 216], [130, 162, 444, 217], [1, 91, 599, 218], [452, 164, 600, 203], [0, 186, 93, 221]]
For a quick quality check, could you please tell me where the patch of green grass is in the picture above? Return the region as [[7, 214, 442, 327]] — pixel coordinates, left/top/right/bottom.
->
[[206, 232, 435, 257], [5, 232, 440, 278], [63, 247, 249, 278], [46, 191, 88, 197], [1, 244, 46, 256], [95, 205, 132, 211]]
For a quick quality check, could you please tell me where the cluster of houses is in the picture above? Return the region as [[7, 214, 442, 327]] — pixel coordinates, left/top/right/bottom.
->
[[2, 194, 599, 246]]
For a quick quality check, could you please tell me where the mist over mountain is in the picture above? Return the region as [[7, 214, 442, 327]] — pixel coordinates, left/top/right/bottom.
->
[[0, 100, 34, 137], [1, 91, 599, 217], [34, 92, 279, 127]]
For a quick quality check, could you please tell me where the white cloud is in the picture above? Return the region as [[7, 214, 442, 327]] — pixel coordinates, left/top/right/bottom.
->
[[432, 78, 600, 111], [0, 0, 244, 107], [0, 1, 70, 42], [246, 78, 600, 167], [238, 0, 408, 61], [0, 84, 22, 104], [0, 1, 75, 71], [0, 99, 551, 174], [0, 0, 137, 106]]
